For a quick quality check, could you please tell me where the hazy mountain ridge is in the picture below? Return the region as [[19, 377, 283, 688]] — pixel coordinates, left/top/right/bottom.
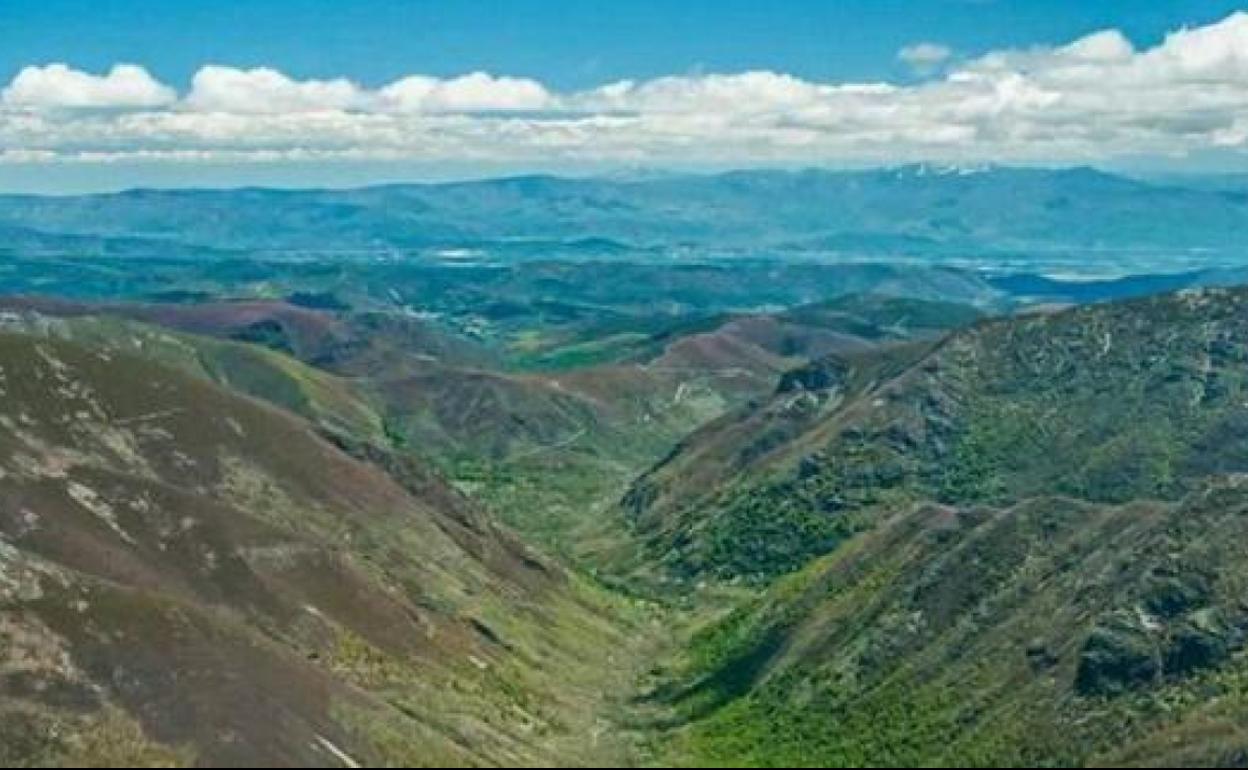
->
[[1, 168, 1244, 273]]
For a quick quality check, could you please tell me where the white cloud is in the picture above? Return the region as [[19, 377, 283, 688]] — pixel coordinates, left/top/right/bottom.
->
[[185, 66, 364, 113], [2, 64, 176, 109], [377, 72, 552, 113], [1146, 12, 1248, 80], [5, 12, 1248, 171], [1061, 30, 1135, 63], [573, 71, 837, 114], [181, 67, 552, 115], [898, 42, 953, 73]]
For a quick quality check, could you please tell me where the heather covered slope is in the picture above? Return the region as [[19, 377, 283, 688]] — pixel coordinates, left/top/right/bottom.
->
[[0, 310, 389, 445], [0, 332, 651, 767], [0, 296, 497, 377]]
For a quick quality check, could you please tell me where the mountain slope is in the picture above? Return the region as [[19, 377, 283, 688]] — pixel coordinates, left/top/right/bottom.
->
[[665, 485, 1248, 767], [628, 288, 1248, 581], [0, 294, 981, 572], [630, 287, 1248, 766], [0, 309, 388, 446], [0, 296, 496, 375], [0, 331, 647, 766]]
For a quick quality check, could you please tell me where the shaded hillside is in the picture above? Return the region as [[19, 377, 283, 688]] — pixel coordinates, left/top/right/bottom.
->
[[0, 332, 649, 766]]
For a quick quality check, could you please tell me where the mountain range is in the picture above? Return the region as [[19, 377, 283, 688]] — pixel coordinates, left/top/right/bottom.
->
[[2, 167, 1246, 275], [4, 170, 1248, 766]]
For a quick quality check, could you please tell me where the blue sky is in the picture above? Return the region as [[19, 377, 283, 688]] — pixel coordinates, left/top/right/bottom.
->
[[3, 1, 1248, 191], [3, 0, 1242, 89]]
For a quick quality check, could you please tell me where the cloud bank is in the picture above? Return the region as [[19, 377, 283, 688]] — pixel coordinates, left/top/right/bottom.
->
[[3, 12, 1248, 171]]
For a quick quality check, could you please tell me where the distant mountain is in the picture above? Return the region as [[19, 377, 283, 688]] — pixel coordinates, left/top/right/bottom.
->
[[1, 167, 1245, 269], [1138, 172, 1248, 195], [992, 266, 1248, 305]]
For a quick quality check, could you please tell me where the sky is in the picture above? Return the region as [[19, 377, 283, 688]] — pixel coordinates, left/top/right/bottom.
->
[[2, 0, 1248, 192]]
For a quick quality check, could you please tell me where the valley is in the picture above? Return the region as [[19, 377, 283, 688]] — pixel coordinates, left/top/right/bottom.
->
[[3, 168, 1248, 767]]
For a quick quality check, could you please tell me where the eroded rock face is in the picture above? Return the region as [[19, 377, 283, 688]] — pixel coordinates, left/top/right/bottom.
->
[[777, 356, 850, 394], [1076, 612, 1162, 696], [1164, 622, 1232, 677], [1143, 570, 1213, 619], [1077, 571, 1246, 698]]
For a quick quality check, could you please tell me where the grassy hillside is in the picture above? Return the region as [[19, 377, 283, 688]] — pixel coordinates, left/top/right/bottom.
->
[[0, 310, 388, 445]]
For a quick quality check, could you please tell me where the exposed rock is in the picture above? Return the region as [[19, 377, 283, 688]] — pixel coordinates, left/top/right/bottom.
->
[[1076, 612, 1161, 696]]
